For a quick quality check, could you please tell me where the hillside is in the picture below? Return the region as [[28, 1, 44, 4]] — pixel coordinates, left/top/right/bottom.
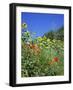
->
[[44, 26, 64, 41]]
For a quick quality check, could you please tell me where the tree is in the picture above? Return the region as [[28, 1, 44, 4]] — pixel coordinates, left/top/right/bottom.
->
[[44, 26, 64, 41]]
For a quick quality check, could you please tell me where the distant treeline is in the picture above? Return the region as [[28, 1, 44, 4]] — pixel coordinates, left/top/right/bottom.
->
[[44, 26, 64, 41]]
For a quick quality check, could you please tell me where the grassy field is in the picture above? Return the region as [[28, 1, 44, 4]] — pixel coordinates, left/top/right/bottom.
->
[[21, 36, 64, 77]]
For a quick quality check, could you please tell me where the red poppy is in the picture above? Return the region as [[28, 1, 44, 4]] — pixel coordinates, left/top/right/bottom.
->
[[48, 57, 60, 65], [53, 57, 59, 62]]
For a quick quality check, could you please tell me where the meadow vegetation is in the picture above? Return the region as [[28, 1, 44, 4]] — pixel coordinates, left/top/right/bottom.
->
[[21, 23, 64, 77]]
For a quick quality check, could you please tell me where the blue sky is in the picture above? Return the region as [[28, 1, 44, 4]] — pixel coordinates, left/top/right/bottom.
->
[[21, 12, 64, 37]]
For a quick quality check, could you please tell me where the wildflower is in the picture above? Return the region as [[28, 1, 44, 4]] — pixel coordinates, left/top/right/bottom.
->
[[22, 23, 27, 29], [48, 57, 59, 65], [53, 57, 59, 62], [28, 44, 41, 55]]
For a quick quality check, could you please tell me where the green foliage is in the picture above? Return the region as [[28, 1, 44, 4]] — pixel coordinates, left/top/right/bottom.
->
[[21, 23, 64, 77], [44, 26, 64, 41], [21, 38, 64, 77], [22, 30, 32, 42]]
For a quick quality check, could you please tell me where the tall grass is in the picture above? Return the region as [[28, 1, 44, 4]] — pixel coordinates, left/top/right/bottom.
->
[[21, 39, 64, 77]]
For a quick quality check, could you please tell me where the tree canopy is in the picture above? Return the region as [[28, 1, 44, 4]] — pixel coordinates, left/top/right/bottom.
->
[[44, 26, 64, 41]]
